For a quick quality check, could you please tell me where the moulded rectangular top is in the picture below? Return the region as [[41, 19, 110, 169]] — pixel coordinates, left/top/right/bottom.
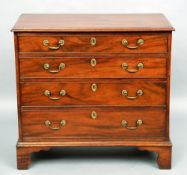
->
[[11, 13, 175, 32]]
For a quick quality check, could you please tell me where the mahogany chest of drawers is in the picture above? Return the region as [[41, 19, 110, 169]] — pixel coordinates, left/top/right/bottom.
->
[[12, 14, 174, 169]]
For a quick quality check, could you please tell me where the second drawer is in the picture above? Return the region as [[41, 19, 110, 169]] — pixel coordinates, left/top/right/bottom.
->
[[21, 80, 166, 106], [20, 56, 167, 79]]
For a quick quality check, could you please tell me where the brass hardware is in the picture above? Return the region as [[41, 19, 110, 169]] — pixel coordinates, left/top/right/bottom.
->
[[91, 83, 97, 92], [122, 38, 144, 49], [90, 37, 97, 46], [43, 63, 65, 73], [44, 89, 66, 100], [45, 120, 66, 130], [121, 119, 143, 130], [59, 90, 66, 96], [90, 58, 97, 67], [43, 39, 64, 50], [91, 111, 97, 119], [122, 89, 143, 100], [122, 62, 144, 73]]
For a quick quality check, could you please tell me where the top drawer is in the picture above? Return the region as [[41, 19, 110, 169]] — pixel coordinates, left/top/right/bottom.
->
[[18, 33, 168, 53]]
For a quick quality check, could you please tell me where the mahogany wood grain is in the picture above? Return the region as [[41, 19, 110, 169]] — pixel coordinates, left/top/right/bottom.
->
[[20, 56, 167, 79], [17, 145, 50, 169], [12, 14, 174, 169], [22, 108, 166, 139], [19, 52, 168, 58], [166, 33, 172, 139], [18, 140, 172, 147], [20, 80, 166, 106], [16, 141, 171, 169], [14, 34, 23, 140], [18, 33, 168, 53], [139, 146, 172, 169], [11, 14, 174, 32]]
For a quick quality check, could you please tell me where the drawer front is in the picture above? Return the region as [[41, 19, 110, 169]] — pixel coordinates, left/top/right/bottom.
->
[[21, 80, 166, 106], [18, 33, 167, 53], [20, 56, 167, 79], [22, 108, 166, 139]]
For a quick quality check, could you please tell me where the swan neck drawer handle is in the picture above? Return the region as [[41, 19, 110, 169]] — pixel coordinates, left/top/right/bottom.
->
[[121, 119, 143, 130], [45, 120, 66, 130], [122, 62, 144, 73], [122, 89, 143, 100], [44, 90, 66, 100], [43, 63, 65, 73], [43, 39, 64, 50], [122, 38, 144, 49]]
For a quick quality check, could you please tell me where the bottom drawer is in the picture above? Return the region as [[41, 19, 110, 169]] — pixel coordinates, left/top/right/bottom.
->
[[22, 108, 166, 139]]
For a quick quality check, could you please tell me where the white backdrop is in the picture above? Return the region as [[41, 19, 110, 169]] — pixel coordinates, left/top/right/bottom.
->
[[0, 0, 186, 174]]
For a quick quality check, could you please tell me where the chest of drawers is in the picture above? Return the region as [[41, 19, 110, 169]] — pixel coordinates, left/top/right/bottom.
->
[[12, 14, 174, 169]]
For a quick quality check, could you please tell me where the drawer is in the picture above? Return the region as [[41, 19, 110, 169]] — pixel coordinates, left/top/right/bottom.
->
[[21, 80, 166, 106], [20, 56, 167, 79], [18, 33, 168, 53], [22, 108, 166, 139]]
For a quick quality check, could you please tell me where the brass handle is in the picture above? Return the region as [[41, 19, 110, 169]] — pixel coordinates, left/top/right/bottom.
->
[[45, 120, 66, 130], [90, 37, 97, 46], [122, 89, 143, 100], [122, 39, 144, 49], [43, 39, 64, 50], [43, 63, 65, 73], [122, 63, 144, 73], [91, 83, 97, 92], [91, 111, 97, 119], [121, 119, 143, 130], [44, 89, 66, 100], [90, 58, 97, 67]]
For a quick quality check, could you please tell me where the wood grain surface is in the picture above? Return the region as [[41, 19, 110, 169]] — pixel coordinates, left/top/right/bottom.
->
[[12, 14, 174, 32], [13, 14, 173, 169], [21, 80, 166, 106], [22, 108, 166, 139], [18, 33, 168, 53], [20, 56, 167, 79]]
